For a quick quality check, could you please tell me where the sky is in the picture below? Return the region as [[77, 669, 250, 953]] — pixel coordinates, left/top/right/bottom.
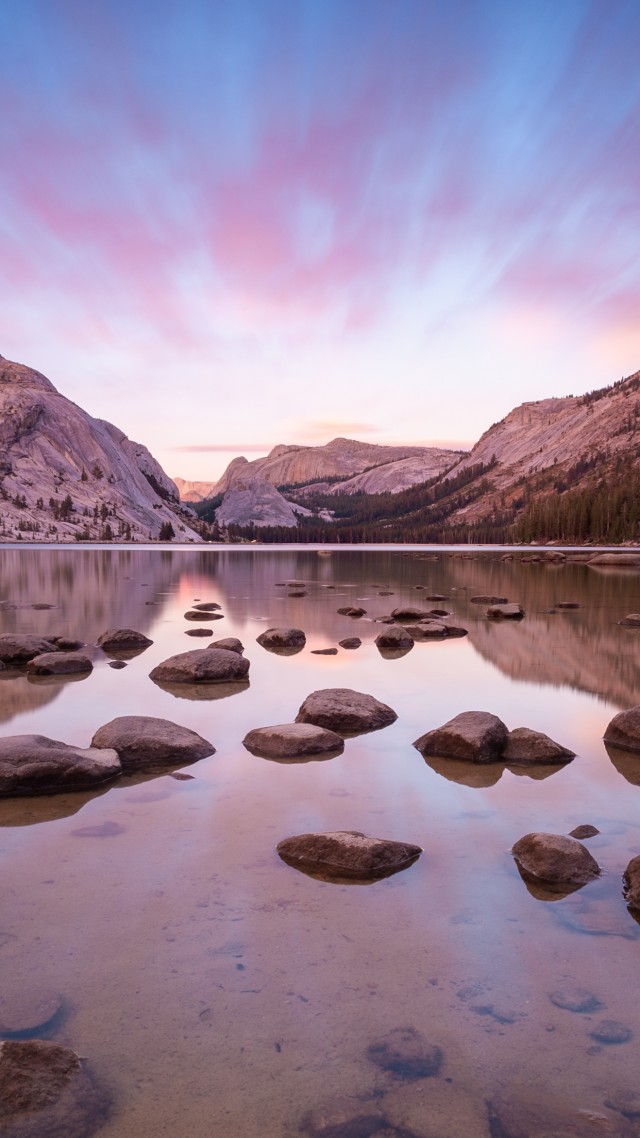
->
[[0, 0, 639, 483]]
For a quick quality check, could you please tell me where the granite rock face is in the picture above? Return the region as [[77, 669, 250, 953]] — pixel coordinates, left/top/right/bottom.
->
[[215, 478, 312, 529], [277, 831, 422, 881], [0, 735, 121, 797], [296, 688, 397, 734], [90, 716, 215, 771]]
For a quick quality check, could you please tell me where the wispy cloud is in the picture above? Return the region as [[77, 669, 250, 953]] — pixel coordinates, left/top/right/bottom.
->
[[172, 443, 272, 453]]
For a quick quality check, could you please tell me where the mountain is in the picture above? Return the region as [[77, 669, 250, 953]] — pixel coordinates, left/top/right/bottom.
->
[[0, 355, 202, 542], [215, 477, 312, 528], [173, 477, 219, 503]]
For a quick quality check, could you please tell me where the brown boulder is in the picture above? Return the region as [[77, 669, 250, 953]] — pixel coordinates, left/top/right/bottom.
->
[[337, 607, 366, 617], [26, 653, 93, 677], [488, 1086, 630, 1138], [338, 638, 362, 649], [486, 603, 525, 619], [0, 1039, 108, 1138], [90, 716, 214, 771], [390, 606, 430, 621], [375, 626, 414, 651], [0, 736, 121, 798], [414, 711, 508, 763], [623, 854, 640, 912], [242, 722, 344, 759], [619, 613, 640, 627], [470, 595, 507, 604], [296, 688, 397, 734], [256, 627, 306, 650], [95, 629, 152, 652], [512, 832, 601, 886], [0, 635, 59, 664], [209, 638, 244, 654], [184, 610, 224, 621], [149, 648, 250, 685], [604, 706, 640, 752], [504, 727, 575, 764], [277, 830, 421, 881]]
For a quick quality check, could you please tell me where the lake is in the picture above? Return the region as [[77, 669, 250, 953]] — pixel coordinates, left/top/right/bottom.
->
[[2, 545, 640, 1138]]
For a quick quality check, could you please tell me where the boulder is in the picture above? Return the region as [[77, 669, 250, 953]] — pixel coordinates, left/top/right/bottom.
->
[[619, 614, 640, 627], [589, 552, 640, 566], [549, 986, 603, 1013], [192, 602, 221, 611], [256, 627, 306, 650], [337, 607, 366, 617], [184, 610, 224, 621], [185, 628, 213, 637], [95, 629, 152, 652], [277, 830, 421, 881], [149, 648, 250, 685], [0, 736, 121, 798], [366, 1026, 442, 1079], [512, 832, 601, 886], [338, 638, 362, 649], [470, 595, 507, 604], [402, 621, 448, 639], [108, 660, 127, 670], [209, 638, 244, 654], [414, 711, 508, 763], [375, 626, 414, 651], [242, 722, 344, 759], [503, 727, 575, 764], [486, 603, 524, 620], [0, 989, 64, 1039], [390, 607, 430, 621], [0, 1039, 108, 1138], [604, 706, 640, 752], [90, 716, 214, 771], [0, 634, 59, 664], [26, 653, 93, 677], [311, 648, 338, 655], [296, 688, 397, 734], [623, 854, 640, 912], [50, 637, 85, 651], [569, 824, 599, 839]]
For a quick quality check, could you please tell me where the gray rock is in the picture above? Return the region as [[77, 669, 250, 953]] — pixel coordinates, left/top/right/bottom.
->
[[470, 595, 508, 604], [402, 621, 448, 639], [95, 629, 152, 652], [90, 716, 214, 771], [0, 1039, 109, 1138], [243, 723, 344, 759], [209, 638, 244, 654], [619, 613, 640, 627], [256, 627, 306, 650], [486, 603, 525, 619], [277, 830, 421, 881], [0, 735, 121, 798], [504, 727, 575, 764], [338, 638, 362, 649], [26, 653, 93, 677], [375, 626, 414, 650], [623, 853, 640, 912], [604, 706, 640, 752], [414, 711, 508, 763], [0, 634, 59, 664], [590, 1020, 633, 1044], [296, 688, 397, 734], [149, 648, 250, 685], [512, 832, 601, 886], [549, 986, 603, 1013], [569, 824, 599, 839], [367, 1026, 443, 1079]]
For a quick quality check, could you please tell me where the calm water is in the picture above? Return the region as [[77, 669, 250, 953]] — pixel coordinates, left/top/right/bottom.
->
[[2, 546, 640, 1137]]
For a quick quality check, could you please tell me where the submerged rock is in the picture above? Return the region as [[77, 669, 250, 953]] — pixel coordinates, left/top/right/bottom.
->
[[185, 628, 213, 637], [149, 648, 250, 685], [299, 1101, 386, 1138], [184, 610, 224, 621], [338, 638, 362, 649], [0, 1039, 109, 1138], [90, 716, 215, 771], [209, 638, 244, 654], [470, 594, 507, 604], [95, 629, 152, 652], [0, 736, 121, 798], [486, 603, 525, 620], [604, 706, 640, 753], [256, 627, 306, 650], [366, 1026, 443, 1079], [503, 727, 575, 764], [549, 986, 604, 1014], [192, 602, 221, 612], [0, 634, 59, 664], [590, 1020, 633, 1045], [618, 614, 640, 627], [26, 653, 93, 677], [242, 722, 344, 759], [375, 626, 414, 651], [277, 830, 421, 881], [0, 990, 64, 1039], [414, 711, 508, 763], [337, 607, 366, 617], [296, 688, 397, 734], [512, 832, 601, 887], [623, 854, 640, 912], [488, 1086, 629, 1138]]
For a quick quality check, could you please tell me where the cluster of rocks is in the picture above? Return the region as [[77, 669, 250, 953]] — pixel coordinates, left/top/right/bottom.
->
[[413, 710, 575, 766]]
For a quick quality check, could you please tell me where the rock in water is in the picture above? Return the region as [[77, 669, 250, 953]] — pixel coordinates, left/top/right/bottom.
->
[[90, 716, 214, 771], [604, 706, 640, 752], [0, 990, 64, 1039], [277, 831, 421, 881], [486, 603, 525, 620], [209, 638, 244, 654], [26, 653, 93, 677], [366, 1026, 443, 1079], [414, 711, 508, 763], [619, 614, 640, 627], [623, 854, 640, 912], [0, 1038, 108, 1138], [375, 626, 414, 651], [96, 629, 152, 652], [512, 832, 601, 886], [149, 648, 250, 685], [339, 638, 362, 649], [470, 595, 508, 604], [0, 634, 59, 664], [503, 727, 575, 764], [0, 736, 121, 798], [256, 628, 306, 650], [242, 723, 344, 759], [488, 1086, 627, 1138], [296, 688, 397, 733]]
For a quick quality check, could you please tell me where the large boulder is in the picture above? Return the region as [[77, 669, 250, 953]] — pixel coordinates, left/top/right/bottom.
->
[[242, 723, 344, 759], [95, 629, 152, 652], [0, 736, 121, 798], [414, 711, 508, 763], [604, 706, 640, 753], [0, 1039, 108, 1138], [277, 831, 421, 881], [26, 653, 93, 677], [504, 727, 575, 764], [512, 832, 601, 886], [486, 603, 525, 620], [296, 688, 397, 734], [149, 648, 250, 685], [390, 606, 430, 621], [623, 854, 640, 913], [90, 716, 214, 771], [0, 635, 59, 664], [256, 627, 306, 650], [375, 626, 414, 651]]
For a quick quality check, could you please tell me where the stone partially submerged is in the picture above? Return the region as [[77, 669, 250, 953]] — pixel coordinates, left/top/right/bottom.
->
[[366, 1026, 443, 1079], [242, 723, 344, 760], [0, 736, 121, 798], [256, 628, 306, 651], [512, 832, 601, 887], [95, 629, 152, 652], [90, 716, 215, 771], [375, 626, 414, 651], [277, 830, 422, 881], [149, 648, 250, 685], [486, 603, 525, 620], [0, 1039, 109, 1138], [623, 854, 640, 913], [0, 634, 59, 664], [414, 711, 508, 763], [503, 727, 575, 765], [296, 688, 397, 734], [604, 706, 640, 753], [26, 653, 93, 677]]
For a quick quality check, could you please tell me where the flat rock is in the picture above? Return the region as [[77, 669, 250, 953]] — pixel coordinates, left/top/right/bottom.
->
[[504, 727, 575, 764], [209, 638, 244, 654], [95, 629, 152, 652], [402, 621, 448, 639], [589, 552, 640, 566], [26, 653, 93, 677], [311, 648, 338, 655], [277, 830, 421, 881], [184, 610, 224, 621], [366, 1026, 442, 1079], [486, 603, 525, 619], [390, 606, 430, 621], [0, 990, 64, 1038], [512, 832, 601, 886], [604, 706, 640, 752], [0, 736, 121, 798], [50, 637, 85, 651], [414, 711, 508, 763], [185, 628, 213, 637], [296, 688, 397, 734], [339, 638, 362, 649], [619, 613, 640, 627], [256, 627, 306, 650], [192, 602, 221, 612], [243, 723, 344, 759], [555, 600, 581, 609], [549, 985, 604, 1013], [108, 660, 127, 669], [149, 648, 250, 685], [590, 1019, 633, 1044], [570, 824, 600, 839], [0, 634, 59, 664], [337, 607, 366, 617], [90, 716, 214, 771], [623, 854, 640, 912], [375, 627, 414, 650], [470, 594, 508, 604], [0, 1039, 108, 1138]]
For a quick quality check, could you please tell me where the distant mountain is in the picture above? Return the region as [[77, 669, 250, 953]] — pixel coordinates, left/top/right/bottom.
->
[[0, 355, 202, 542], [173, 477, 218, 503]]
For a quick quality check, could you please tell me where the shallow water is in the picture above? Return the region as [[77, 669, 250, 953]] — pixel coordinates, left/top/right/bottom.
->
[[2, 546, 640, 1137]]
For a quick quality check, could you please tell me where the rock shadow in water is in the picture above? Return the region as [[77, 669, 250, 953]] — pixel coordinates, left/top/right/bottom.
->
[[150, 679, 250, 701]]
